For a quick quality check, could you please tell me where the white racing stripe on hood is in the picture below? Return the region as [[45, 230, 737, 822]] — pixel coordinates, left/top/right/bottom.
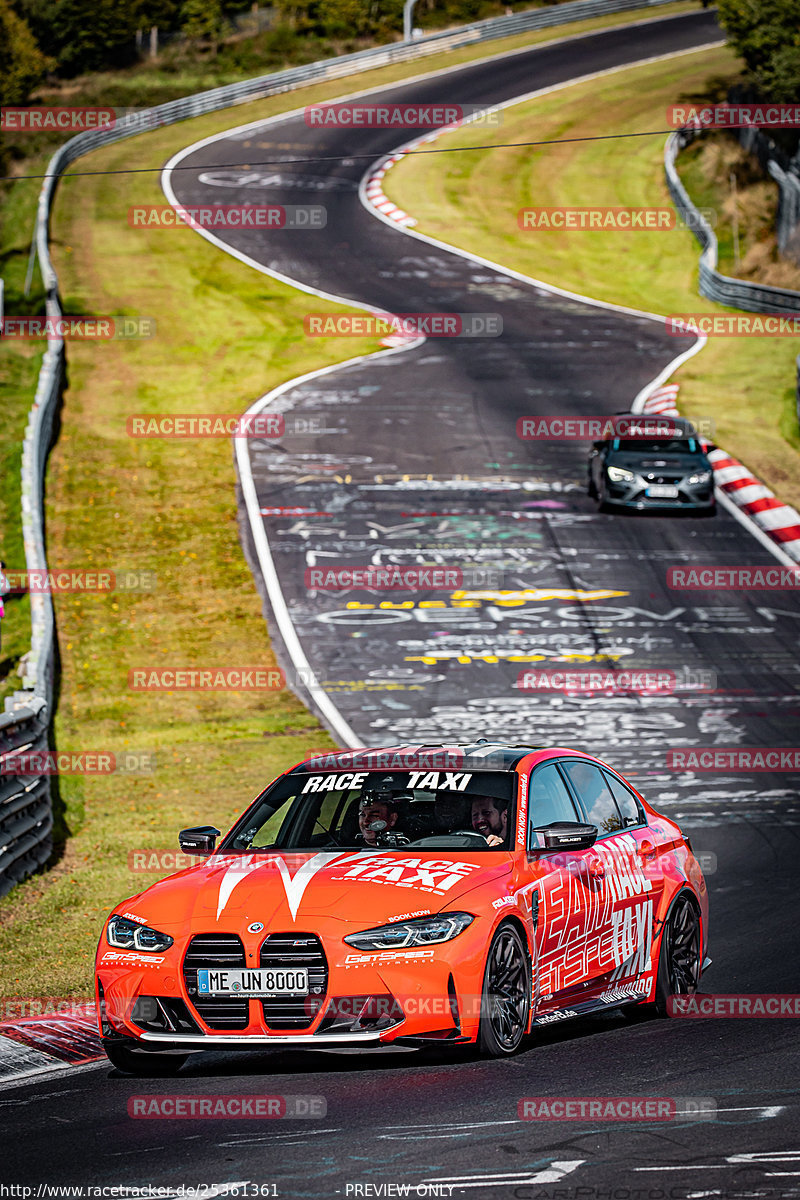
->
[[275, 852, 352, 920], [215, 852, 352, 921]]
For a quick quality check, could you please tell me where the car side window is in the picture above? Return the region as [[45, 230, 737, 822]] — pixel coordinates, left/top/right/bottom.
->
[[560, 760, 624, 835], [603, 771, 643, 828], [528, 763, 581, 848]]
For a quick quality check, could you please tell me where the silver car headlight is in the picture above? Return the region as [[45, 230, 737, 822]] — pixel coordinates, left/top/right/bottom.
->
[[607, 465, 635, 483], [343, 912, 474, 951], [107, 915, 174, 953], [686, 470, 712, 486]]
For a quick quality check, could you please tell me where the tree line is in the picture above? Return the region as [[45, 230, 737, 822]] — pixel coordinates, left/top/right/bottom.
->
[[0, 0, 797, 110]]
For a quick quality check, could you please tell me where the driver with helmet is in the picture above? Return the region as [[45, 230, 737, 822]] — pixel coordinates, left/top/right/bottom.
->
[[356, 792, 402, 846]]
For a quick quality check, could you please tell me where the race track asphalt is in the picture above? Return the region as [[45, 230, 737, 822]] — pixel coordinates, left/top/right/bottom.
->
[[6, 12, 800, 1200]]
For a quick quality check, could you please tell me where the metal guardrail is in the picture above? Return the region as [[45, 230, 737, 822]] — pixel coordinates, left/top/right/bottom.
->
[[665, 130, 800, 314], [733, 103, 800, 264], [0, 699, 52, 898], [1, 273, 62, 896], [0, 0, 694, 897], [768, 160, 800, 263]]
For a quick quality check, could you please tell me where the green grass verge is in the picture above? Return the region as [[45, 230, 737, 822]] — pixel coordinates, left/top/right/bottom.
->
[[385, 45, 800, 513], [0, 1, 709, 999]]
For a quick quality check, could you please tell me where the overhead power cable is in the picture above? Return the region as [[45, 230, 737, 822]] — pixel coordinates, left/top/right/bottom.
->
[[1, 129, 679, 183]]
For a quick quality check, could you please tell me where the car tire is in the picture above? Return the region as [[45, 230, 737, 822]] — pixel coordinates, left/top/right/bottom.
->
[[104, 1040, 188, 1076], [619, 892, 702, 1022], [477, 923, 531, 1057], [653, 891, 702, 1017]]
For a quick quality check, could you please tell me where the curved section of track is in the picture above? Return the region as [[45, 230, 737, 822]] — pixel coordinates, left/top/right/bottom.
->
[[164, 10, 799, 827], [9, 16, 800, 1197]]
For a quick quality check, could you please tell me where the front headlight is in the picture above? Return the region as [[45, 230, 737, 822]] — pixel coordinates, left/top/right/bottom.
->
[[686, 470, 712, 486], [343, 912, 474, 951], [107, 915, 174, 953], [607, 465, 635, 483]]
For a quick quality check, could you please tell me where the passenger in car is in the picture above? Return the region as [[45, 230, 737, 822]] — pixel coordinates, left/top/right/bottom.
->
[[471, 796, 509, 846]]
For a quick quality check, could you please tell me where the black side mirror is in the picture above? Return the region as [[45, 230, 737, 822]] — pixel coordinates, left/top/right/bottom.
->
[[179, 825, 220, 855], [534, 822, 598, 851]]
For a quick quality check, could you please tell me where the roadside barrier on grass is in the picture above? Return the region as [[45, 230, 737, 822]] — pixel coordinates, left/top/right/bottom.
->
[[0, 698, 52, 897], [665, 130, 800, 315]]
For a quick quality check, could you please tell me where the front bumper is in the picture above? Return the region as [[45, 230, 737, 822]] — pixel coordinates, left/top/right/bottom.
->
[[113, 1028, 387, 1049], [603, 486, 715, 512], [103, 1028, 469, 1055], [96, 923, 489, 1051]]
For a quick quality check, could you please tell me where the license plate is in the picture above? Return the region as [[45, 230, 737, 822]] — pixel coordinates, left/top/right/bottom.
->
[[197, 968, 309, 997], [646, 485, 679, 499]]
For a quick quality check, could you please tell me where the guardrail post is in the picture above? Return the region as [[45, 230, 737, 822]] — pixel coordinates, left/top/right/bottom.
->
[[403, 0, 419, 42]]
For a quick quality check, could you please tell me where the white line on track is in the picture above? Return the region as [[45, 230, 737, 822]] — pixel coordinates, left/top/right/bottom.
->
[[0, 1057, 106, 1091], [229, 345, 422, 746], [418, 1162, 585, 1188]]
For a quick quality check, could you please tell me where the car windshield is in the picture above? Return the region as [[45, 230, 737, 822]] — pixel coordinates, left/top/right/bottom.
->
[[613, 437, 699, 454], [222, 770, 516, 852]]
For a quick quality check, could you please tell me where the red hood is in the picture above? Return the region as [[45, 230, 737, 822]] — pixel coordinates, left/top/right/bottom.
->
[[118, 850, 513, 931]]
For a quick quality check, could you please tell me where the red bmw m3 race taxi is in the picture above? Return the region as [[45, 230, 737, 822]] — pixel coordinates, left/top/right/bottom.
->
[[95, 741, 709, 1074]]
